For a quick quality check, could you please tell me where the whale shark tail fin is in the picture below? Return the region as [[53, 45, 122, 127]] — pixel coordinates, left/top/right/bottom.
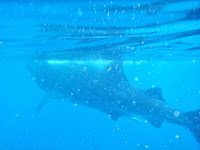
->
[[185, 109, 200, 144]]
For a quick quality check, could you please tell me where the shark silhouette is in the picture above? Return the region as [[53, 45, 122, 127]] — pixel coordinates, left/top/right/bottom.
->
[[28, 52, 200, 145]]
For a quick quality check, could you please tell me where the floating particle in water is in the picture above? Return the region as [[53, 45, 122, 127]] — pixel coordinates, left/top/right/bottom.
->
[[74, 103, 78, 106], [83, 67, 87, 71], [137, 144, 140, 146], [132, 117, 141, 122], [132, 101, 136, 104], [0, 41, 3, 44], [16, 114, 19, 117], [152, 85, 155, 88], [107, 11, 110, 17], [145, 145, 149, 148], [174, 111, 180, 117], [144, 120, 148, 123], [125, 141, 128, 144], [175, 135, 179, 139], [135, 77, 139, 81], [107, 67, 112, 72], [198, 91, 200, 94], [78, 8, 83, 16], [192, 60, 196, 63]]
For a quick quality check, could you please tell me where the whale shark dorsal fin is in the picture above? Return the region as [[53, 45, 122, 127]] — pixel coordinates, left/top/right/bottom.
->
[[106, 60, 128, 82], [145, 87, 165, 102], [148, 118, 163, 128]]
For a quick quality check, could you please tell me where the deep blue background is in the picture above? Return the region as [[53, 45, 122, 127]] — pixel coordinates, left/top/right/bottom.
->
[[0, 0, 200, 149]]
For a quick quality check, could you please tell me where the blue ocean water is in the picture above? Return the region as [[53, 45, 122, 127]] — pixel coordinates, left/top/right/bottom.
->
[[0, 0, 200, 150]]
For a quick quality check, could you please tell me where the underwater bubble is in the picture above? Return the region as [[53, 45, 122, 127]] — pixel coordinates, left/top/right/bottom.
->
[[132, 101, 136, 104], [192, 60, 196, 63], [174, 111, 180, 117], [175, 135, 180, 139], [77, 8, 83, 16], [83, 67, 87, 71]]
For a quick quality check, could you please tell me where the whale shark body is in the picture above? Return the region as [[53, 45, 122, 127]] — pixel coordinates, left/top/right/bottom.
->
[[28, 52, 200, 144]]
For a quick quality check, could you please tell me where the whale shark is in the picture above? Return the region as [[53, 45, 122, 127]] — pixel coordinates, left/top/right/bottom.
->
[[28, 52, 200, 144]]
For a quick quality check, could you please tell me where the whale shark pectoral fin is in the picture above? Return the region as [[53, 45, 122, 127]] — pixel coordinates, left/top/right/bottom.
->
[[109, 112, 121, 121], [145, 87, 165, 102], [36, 94, 51, 112], [148, 118, 163, 128]]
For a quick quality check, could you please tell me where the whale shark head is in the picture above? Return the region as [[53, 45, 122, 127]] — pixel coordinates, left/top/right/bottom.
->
[[27, 52, 127, 94]]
